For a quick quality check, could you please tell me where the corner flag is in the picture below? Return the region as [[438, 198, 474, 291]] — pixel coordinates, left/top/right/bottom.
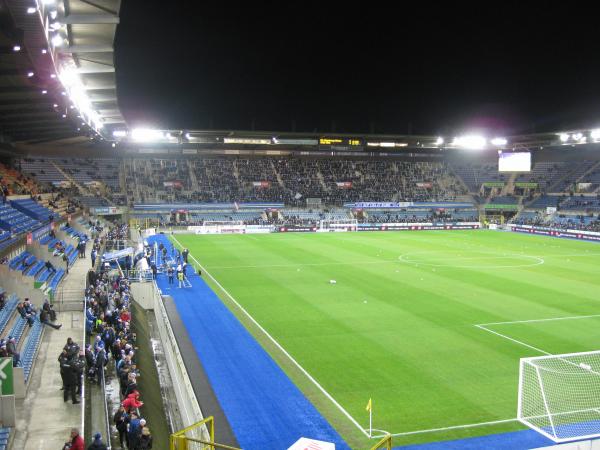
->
[[366, 398, 373, 437]]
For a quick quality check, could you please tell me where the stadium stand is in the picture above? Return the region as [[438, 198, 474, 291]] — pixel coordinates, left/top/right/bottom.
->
[[126, 157, 469, 206], [0, 203, 41, 234]]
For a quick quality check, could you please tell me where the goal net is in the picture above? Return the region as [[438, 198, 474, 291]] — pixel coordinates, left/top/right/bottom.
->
[[197, 220, 245, 234], [518, 350, 600, 442]]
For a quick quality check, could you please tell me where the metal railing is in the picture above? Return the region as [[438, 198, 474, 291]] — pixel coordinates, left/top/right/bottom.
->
[[169, 416, 241, 450], [369, 434, 392, 450], [99, 366, 112, 450]]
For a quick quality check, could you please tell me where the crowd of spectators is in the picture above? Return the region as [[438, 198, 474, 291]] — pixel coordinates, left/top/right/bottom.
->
[[124, 157, 468, 206], [83, 253, 153, 449], [514, 214, 600, 232]]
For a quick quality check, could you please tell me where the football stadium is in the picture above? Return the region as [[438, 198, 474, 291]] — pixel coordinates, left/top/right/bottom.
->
[[1, 1, 600, 450]]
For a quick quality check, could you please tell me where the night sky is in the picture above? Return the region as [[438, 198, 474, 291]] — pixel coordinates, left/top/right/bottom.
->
[[114, 2, 600, 136]]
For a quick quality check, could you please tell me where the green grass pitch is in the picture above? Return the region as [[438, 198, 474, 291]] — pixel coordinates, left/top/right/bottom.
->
[[169, 230, 600, 448]]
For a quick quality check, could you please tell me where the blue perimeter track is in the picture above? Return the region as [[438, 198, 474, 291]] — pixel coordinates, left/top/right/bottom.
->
[[150, 234, 350, 449], [149, 234, 557, 450]]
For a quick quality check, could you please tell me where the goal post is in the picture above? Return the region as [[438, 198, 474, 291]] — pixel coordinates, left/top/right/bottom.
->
[[518, 350, 600, 443]]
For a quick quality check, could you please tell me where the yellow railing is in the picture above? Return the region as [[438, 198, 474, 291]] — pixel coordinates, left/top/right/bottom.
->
[[170, 416, 241, 450], [370, 434, 392, 450]]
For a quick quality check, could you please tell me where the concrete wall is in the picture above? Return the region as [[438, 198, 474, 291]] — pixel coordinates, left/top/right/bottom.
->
[[147, 281, 209, 440]]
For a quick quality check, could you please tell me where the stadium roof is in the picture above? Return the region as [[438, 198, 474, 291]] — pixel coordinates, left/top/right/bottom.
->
[[0, 0, 124, 147]]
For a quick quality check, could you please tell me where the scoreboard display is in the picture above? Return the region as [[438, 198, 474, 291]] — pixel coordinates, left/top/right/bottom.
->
[[498, 151, 531, 172], [319, 137, 364, 150]]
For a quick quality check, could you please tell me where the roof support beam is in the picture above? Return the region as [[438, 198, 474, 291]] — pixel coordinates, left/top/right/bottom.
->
[[58, 44, 114, 54], [76, 66, 115, 74], [62, 14, 119, 24]]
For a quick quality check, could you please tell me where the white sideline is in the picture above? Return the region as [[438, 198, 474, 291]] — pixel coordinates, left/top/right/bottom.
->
[[170, 236, 372, 438]]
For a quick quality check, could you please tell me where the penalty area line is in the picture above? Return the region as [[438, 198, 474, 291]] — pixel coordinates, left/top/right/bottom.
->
[[474, 324, 551, 355], [478, 313, 600, 327], [169, 235, 371, 438]]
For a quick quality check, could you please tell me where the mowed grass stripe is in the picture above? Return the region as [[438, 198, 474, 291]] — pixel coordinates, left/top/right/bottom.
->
[[172, 231, 600, 446]]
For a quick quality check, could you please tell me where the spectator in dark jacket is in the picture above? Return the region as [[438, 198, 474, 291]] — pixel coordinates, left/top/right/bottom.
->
[[86, 432, 108, 450]]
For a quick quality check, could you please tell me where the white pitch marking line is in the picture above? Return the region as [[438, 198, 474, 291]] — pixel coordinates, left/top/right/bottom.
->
[[474, 324, 551, 355], [375, 417, 519, 438], [478, 313, 600, 327], [170, 236, 371, 438], [207, 259, 399, 270]]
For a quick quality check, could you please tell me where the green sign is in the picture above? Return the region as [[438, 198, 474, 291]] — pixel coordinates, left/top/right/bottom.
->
[[484, 204, 519, 210], [515, 182, 538, 188], [0, 357, 13, 395], [483, 182, 505, 187]]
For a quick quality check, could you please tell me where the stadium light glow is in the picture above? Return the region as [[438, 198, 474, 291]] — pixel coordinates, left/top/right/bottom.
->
[[13, 45, 21, 52], [572, 132, 584, 142], [41, 49, 47, 54], [452, 135, 487, 150], [27, 71, 34, 77], [58, 67, 104, 131], [559, 133, 569, 142], [51, 34, 64, 47], [435, 137, 444, 145], [27, 7, 37, 14], [131, 128, 164, 142], [591, 129, 600, 140], [112, 130, 127, 138], [41, 90, 47, 94], [491, 137, 507, 146]]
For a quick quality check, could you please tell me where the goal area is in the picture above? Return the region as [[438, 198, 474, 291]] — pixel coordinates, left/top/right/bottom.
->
[[518, 350, 600, 443]]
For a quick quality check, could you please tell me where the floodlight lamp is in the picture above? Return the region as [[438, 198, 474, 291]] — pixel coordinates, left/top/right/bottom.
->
[[435, 137, 444, 145], [41, 90, 47, 94], [13, 45, 21, 52], [452, 135, 487, 150], [491, 137, 507, 146], [27, 7, 37, 14], [41, 49, 47, 54], [112, 130, 127, 138], [590, 129, 600, 140], [185, 132, 192, 139], [131, 128, 164, 142], [559, 133, 569, 142], [27, 71, 34, 77]]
